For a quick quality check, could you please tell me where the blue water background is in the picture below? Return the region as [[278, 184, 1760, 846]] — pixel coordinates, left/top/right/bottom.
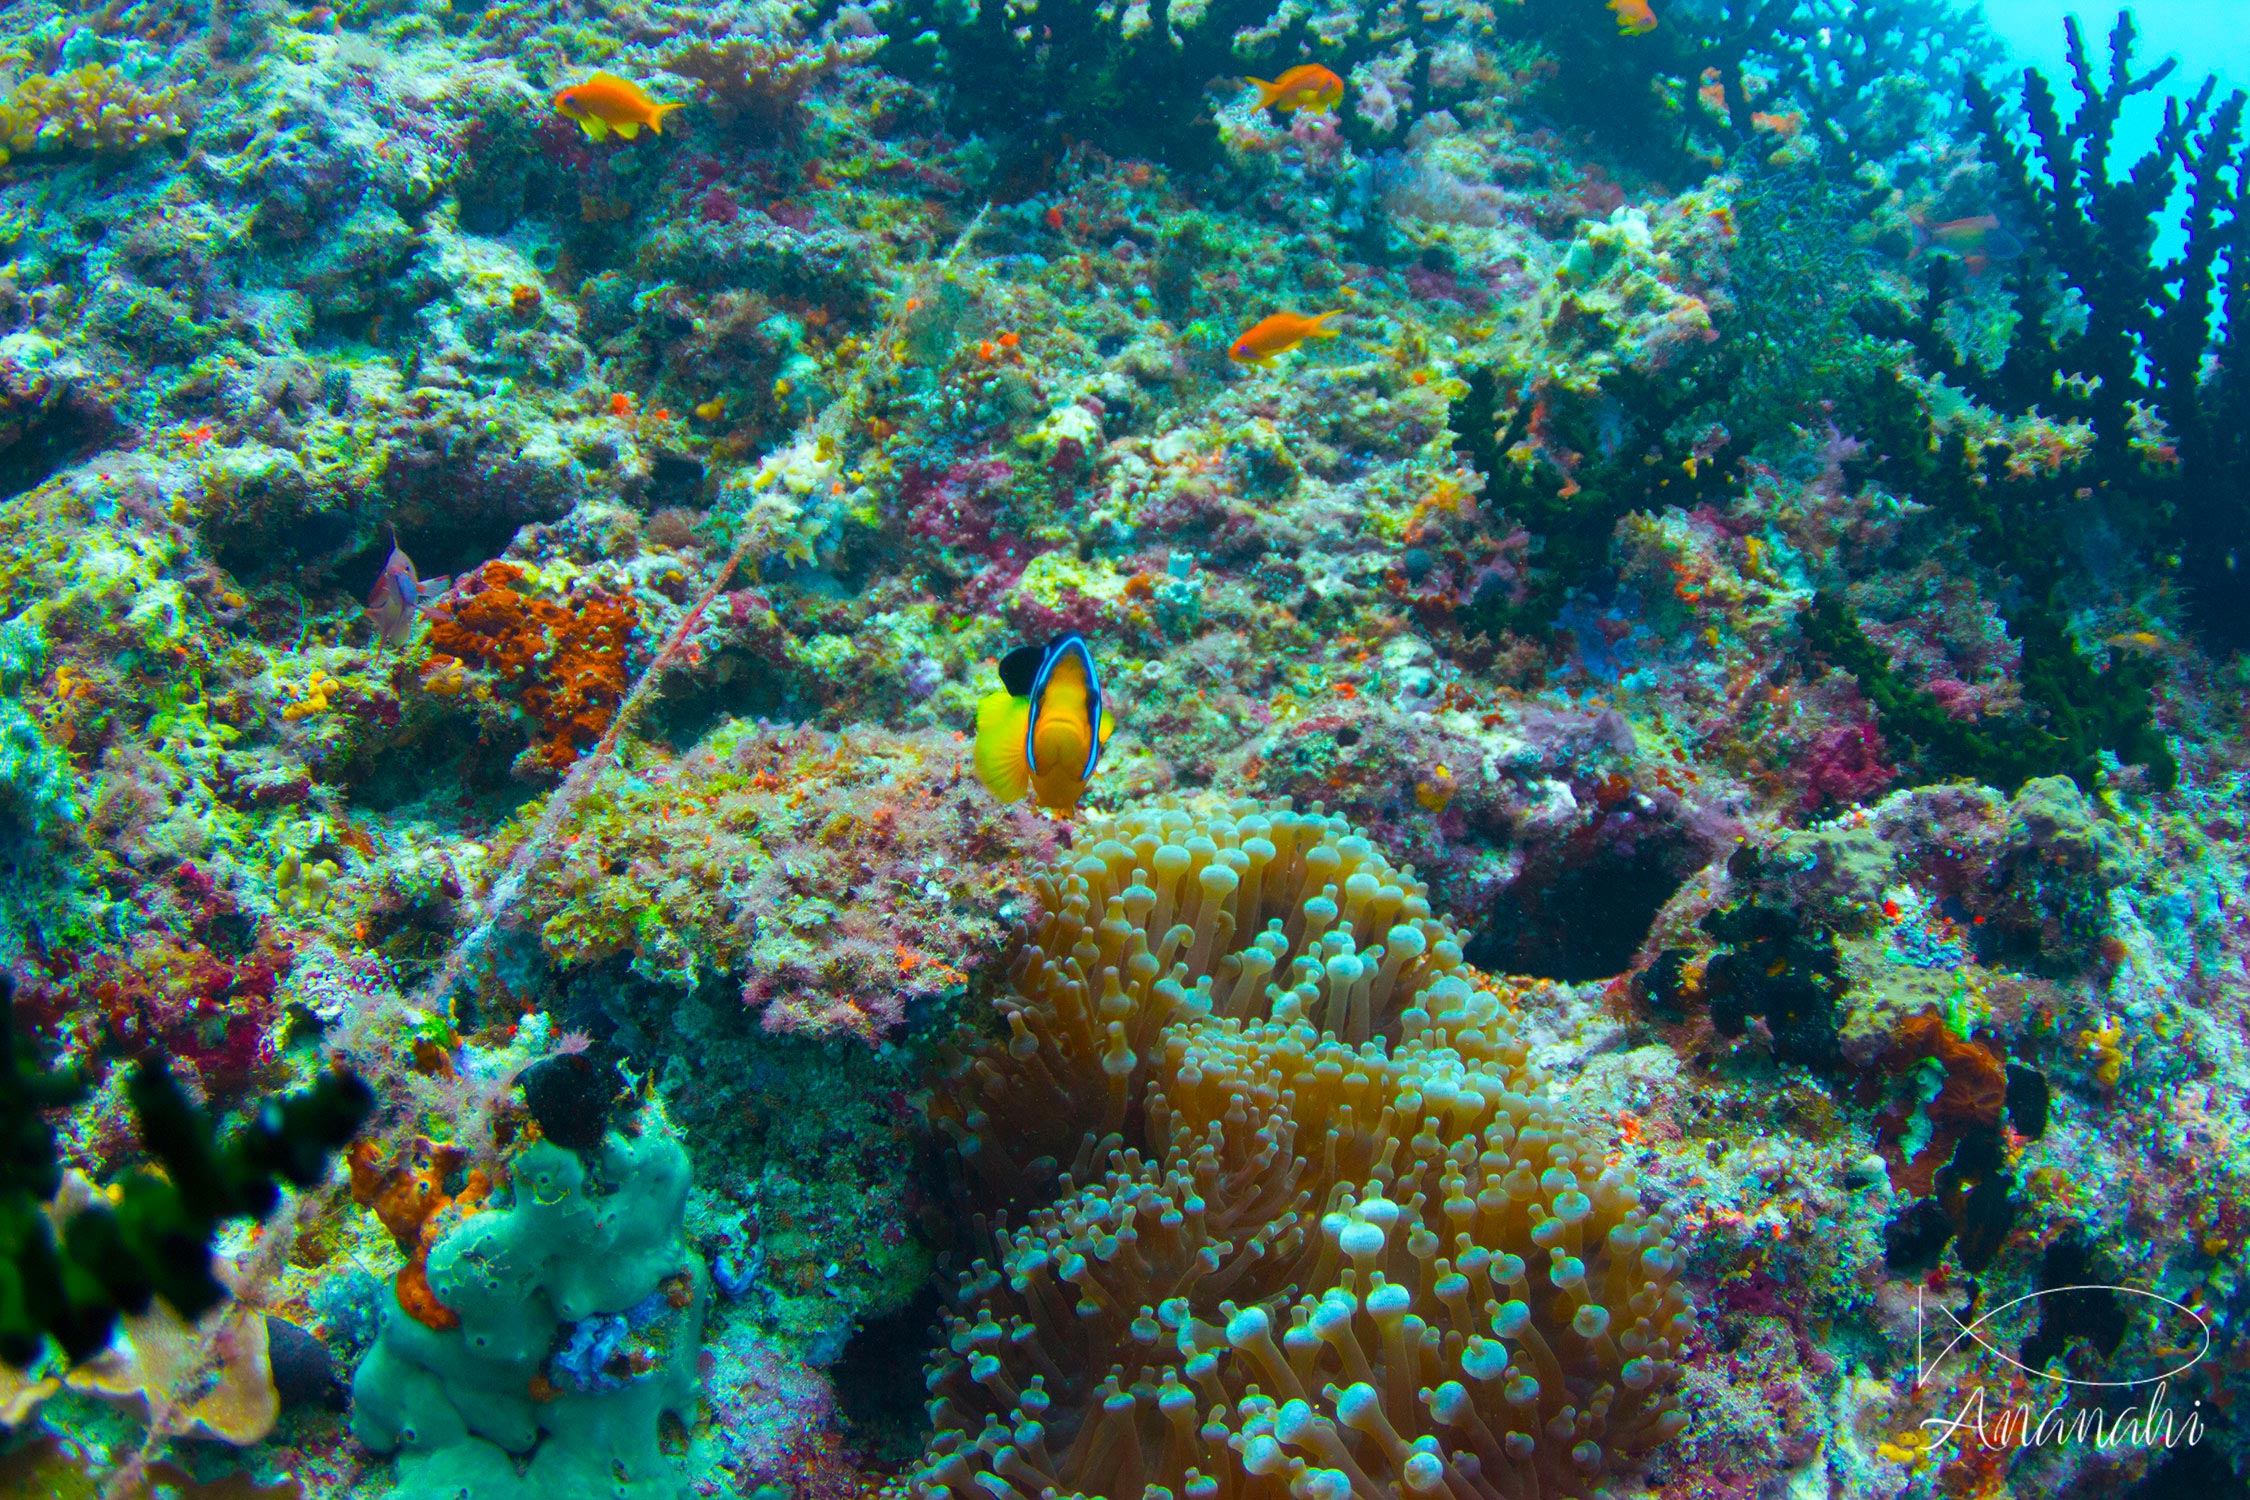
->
[[1982, 1, 2242, 255]]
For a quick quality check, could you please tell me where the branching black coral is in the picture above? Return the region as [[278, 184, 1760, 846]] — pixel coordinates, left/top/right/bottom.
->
[[1903, 13, 2250, 651], [1801, 586, 2174, 793], [826, 0, 1477, 176], [0, 973, 373, 1367]]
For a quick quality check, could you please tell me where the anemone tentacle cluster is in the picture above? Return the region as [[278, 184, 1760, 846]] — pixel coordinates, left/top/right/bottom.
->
[[923, 797, 1693, 1500]]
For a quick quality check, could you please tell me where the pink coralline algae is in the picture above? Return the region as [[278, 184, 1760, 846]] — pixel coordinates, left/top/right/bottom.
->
[[1800, 721, 1895, 809]]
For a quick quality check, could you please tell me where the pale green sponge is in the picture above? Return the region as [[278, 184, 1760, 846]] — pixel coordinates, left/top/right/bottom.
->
[[350, 1110, 709, 1500]]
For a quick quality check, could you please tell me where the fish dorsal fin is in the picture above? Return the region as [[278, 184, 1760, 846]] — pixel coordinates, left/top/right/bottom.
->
[[998, 643, 1046, 697]]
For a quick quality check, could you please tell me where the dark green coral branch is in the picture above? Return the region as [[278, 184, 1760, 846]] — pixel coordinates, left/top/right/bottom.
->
[[0, 973, 373, 1368]]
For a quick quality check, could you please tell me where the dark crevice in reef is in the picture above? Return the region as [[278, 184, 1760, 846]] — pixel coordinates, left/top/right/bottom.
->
[[0, 395, 126, 508], [641, 651, 828, 754], [831, 1281, 946, 1469], [2019, 1232, 2127, 1376], [2129, 1445, 2250, 1500], [1467, 802, 1710, 982]]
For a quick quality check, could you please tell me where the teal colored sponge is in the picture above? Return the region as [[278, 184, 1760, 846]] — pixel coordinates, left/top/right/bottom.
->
[[350, 1113, 708, 1500], [0, 611, 74, 840]]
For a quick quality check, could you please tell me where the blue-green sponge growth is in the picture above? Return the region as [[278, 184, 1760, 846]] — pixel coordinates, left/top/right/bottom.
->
[[350, 1108, 709, 1500], [0, 610, 79, 960], [0, 611, 74, 836]]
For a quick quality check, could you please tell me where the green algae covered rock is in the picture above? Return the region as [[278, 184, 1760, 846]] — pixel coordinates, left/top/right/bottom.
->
[[350, 1113, 708, 1500]]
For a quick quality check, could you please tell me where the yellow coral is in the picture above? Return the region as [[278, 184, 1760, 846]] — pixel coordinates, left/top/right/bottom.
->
[[2077, 1015, 2125, 1090], [1877, 1427, 1939, 1471], [274, 850, 341, 914], [0, 64, 184, 164], [278, 669, 342, 721]]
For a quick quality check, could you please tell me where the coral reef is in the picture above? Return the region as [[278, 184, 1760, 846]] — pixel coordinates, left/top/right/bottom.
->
[[824, 0, 1478, 176], [0, 63, 183, 164], [521, 720, 1058, 1036], [0, 0, 2243, 1495]]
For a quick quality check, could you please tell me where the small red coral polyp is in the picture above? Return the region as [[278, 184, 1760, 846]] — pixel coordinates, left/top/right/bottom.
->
[[423, 561, 638, 772]]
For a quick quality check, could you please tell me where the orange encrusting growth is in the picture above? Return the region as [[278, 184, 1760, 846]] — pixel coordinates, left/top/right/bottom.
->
[[422, 561, 638, 773], [348, 1138, 493, 1332]]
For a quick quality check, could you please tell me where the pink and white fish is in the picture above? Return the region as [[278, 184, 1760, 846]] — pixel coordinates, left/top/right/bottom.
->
[[366, 534, 449, 645]]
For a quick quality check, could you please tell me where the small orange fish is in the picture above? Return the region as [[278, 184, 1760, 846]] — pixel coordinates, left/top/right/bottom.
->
[[1229, 310, 1341, 366], [553, 72, 681, 142], [1247, 64, 1345, 114], [1609, 0, 1658, 34]]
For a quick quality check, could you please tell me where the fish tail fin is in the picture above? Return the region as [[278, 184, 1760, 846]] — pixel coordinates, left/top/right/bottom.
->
[[651, 101, 684, 132], [974, 691, 1034, 803], [1248, 76, 1283, 109], [1309, 311, 1343, 338]]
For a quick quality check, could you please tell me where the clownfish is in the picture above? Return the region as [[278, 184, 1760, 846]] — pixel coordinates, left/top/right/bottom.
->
[[1247, 64, 1345, 114], [1609, 0, 1658, 34], [1229, 310, 1341, 366], [973, 636, 1117, 814], [552, 72, 682, 142]]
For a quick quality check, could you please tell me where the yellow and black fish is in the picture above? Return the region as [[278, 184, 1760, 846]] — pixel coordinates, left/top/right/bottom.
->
[[974, 636, 1117, 814]]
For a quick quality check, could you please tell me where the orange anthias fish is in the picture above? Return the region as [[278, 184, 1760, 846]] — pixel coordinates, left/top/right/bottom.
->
[[1247, 64, 1345, 114], [552, 72, 682, 142], [1610, 0, 1658, 34], [1229, 310, 1341, 366], [974, 636, 1117, 814]]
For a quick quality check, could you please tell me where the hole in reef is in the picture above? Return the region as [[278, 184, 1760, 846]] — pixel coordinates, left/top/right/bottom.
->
[[1466, 802, 1709, 981], [0, 395, 124, 506], [830, 1281, 945, 1470], [2128, 1444, 2250, 1500], [642, 649, 829, 753]]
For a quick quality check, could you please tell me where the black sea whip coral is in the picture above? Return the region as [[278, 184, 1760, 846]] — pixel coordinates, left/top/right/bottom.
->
[[921, 799, 1692, 1500], [1913, 13, 2250, 652]]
